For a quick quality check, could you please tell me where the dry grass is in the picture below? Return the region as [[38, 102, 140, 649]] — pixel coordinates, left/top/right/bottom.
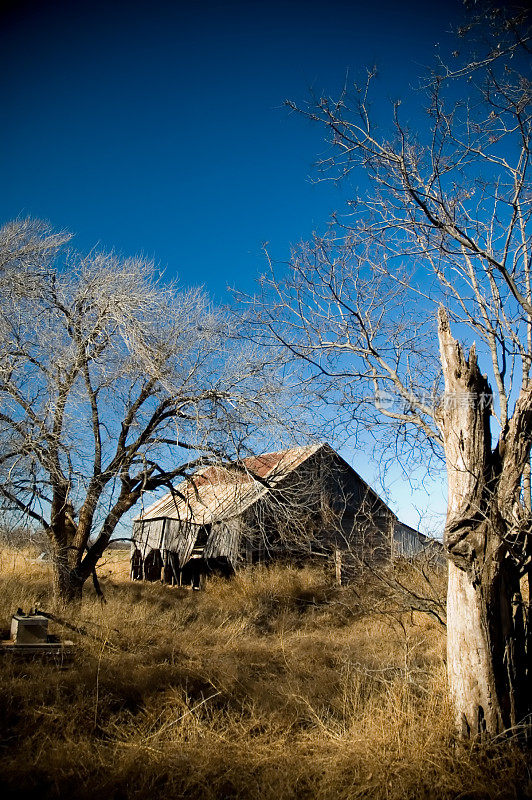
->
[[0, 546, 529, 800]]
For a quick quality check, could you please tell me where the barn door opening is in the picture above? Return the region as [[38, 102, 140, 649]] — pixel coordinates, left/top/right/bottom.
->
[[143, 549, 163, 581]]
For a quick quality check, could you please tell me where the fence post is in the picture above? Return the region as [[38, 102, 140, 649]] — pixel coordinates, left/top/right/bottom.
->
[[335, 548, 342, 586]]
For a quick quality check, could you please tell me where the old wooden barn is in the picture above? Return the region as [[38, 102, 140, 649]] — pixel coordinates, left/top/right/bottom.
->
[[131, 443, 431, 587]]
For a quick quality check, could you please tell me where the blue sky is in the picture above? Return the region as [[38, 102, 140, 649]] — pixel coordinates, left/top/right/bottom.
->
[[0, 0, 463, 530]]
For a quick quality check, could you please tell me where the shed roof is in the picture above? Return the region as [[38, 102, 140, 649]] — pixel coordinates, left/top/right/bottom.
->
[[136, 443, 323, 526]]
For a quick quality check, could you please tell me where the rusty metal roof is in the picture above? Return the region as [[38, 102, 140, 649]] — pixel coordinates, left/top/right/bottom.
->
[[136, 443, 323, 525]]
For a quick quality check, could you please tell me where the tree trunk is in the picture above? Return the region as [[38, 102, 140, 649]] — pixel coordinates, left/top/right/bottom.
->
[[446, 553, 527, 738], [51, 562, 84, 606], [50, 541, 85, 607], [438, 309, 530, 740]]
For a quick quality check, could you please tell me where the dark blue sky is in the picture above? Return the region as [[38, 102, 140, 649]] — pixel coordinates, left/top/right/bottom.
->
[[0, 0, 462, 528], [1, 0, 462, 296]]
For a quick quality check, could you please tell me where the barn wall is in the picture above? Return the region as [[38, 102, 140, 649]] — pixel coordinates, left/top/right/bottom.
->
[[132, 519, 166, 559], [224, 447, 397, 566], [393, 523, 422, 557], [316, 448, 395, 561], [165, 518, 199, 566], [392, 522, 442, 560], [204, 517, 242, 565]]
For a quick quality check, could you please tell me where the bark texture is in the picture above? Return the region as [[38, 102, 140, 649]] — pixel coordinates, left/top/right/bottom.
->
[[437, 309, 530, 739]]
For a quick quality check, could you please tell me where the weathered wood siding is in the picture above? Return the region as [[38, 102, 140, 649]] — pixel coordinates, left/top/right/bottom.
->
[[204, 518, 242, 565], [392, 522, 441, 560], [315, 448, 395, 561], [132, 519, 166, 553], [165, 518, 199, 566], [132, 517, 200, 567]]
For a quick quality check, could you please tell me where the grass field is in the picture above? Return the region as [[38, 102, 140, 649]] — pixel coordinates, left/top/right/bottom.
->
[[0, 546, 529, 800]]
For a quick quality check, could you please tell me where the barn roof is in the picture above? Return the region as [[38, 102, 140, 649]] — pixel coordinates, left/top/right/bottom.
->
[[136, 443, 323, 526]]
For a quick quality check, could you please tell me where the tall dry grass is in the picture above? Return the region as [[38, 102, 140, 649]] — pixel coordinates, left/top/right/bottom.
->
[[0, 546, 529, 799]]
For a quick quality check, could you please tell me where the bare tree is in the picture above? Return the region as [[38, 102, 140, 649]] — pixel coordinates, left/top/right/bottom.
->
[[248, 2, 532, 739], [0, 219, 289, 605]]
